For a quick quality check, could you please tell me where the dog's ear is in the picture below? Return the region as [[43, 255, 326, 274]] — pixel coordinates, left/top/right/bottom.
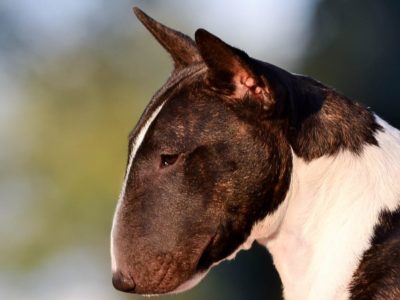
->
[[195, 29, 276, 109], [133, 7, 202, 70]]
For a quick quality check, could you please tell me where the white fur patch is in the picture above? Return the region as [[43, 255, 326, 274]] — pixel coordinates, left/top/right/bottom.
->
[[111, 102, 166, 272], [257, 116, 400, 300]]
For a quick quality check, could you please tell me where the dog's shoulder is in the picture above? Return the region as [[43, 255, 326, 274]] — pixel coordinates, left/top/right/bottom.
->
[[349, 206, 400, 300]]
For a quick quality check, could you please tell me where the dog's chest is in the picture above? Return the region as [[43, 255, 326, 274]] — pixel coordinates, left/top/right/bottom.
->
[[261, 118, 400, 300]]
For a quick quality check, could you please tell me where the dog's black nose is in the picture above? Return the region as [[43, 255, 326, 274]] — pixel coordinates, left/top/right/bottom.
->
[[112, 271, 136, 292]]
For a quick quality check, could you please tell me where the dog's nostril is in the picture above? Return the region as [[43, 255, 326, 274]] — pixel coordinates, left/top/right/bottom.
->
[[112, 271, 136, 293]]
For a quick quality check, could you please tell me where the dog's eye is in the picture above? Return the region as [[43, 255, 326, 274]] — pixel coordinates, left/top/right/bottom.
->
[[160, 154, 179, 168]]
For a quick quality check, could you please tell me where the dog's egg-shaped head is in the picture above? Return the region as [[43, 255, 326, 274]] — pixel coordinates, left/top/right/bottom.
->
[[111, 8, 293, 295]]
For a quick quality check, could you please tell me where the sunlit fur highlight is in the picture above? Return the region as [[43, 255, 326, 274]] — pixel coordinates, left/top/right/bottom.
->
[[111, 102, 165, 272]]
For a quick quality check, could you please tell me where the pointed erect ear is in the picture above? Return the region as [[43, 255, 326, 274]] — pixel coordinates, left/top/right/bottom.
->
[[195, 29, 274, 108], [133, 7, 202, 69]]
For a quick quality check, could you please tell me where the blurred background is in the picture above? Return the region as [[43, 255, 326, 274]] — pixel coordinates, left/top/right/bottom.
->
[[0, 0, 399, 299]]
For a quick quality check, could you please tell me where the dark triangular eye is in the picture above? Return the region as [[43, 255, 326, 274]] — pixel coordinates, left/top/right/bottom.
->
[[160, 154, 179, 168]]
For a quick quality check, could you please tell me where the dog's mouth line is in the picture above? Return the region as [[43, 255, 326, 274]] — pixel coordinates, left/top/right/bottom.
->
[[141, 230, 219, 294], [195, 229, 220, 272], [155, 265, 173, 293], [169, 232, 219, 295]]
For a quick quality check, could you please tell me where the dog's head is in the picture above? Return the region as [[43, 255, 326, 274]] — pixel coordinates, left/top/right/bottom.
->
[[111, 8, 294, 294]]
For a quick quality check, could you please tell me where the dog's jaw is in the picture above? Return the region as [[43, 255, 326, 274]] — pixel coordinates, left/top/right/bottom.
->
[[170, 271, 209, 294]]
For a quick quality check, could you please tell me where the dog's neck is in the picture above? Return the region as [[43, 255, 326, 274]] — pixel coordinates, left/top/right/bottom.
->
[[251, 118, 400, 300]]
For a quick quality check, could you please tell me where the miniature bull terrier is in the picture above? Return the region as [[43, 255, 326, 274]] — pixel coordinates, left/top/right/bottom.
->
[[111, 8, 400, 300]]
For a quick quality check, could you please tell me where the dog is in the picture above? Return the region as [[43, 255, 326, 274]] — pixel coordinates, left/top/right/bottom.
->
[[110, 7, 400, 299]]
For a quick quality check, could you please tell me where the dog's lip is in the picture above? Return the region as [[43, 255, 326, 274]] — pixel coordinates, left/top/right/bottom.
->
[[195, 229, 219, 271], [166, 231, 219, 295], [169, 269, 209, 294], [132, 231, 219, 295]]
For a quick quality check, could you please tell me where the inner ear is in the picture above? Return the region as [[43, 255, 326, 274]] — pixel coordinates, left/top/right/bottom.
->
[[195, 29, 273, 107], [233, 71, 271, 103]]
